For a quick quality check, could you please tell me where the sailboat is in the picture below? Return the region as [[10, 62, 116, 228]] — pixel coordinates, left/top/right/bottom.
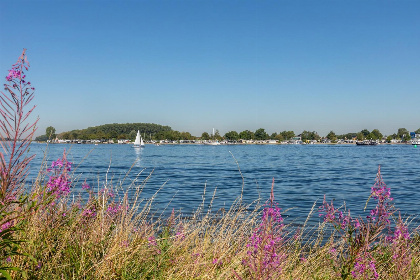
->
[[133, 130, 145, 148]]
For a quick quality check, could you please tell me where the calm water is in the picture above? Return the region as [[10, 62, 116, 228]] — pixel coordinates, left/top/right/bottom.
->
[[27, 143, 420, 226]]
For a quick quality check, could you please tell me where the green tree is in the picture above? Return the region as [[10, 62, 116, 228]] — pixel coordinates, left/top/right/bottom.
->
[[180, 131, 193, 140], [129, 130, 137, 141], [79, 133, 89, 140], [163, 131, 177, 141], [46, 126, 56, 140], [254, 128, 269, 140], [300, 131, 320, 142], [403, 134, 411, 142], [396, 128, 411, 142], [280, 131, 295, 140], [275, 134, 284, 141], [397, 128, 409, 139], [224, 131, 239, 141], [338, 132, 357, 140], [214, 129, 222, 141], [356, 132, 364, 140], [415, 128, 420, 134], [59, 123, 173, 141], [371, 129, 383, 140], [70, 131, 79, 140], [301, 131, 311, 142], [360, 129, 370, 137], [326, 131, 337, 143], [270, 132, 278, 139], [201, 132, 210, 140], [366, 132, 376, 140], [239, 130, 254, 140], [35, 134, 48, 141], [390, 133, 398, 140], [95, 131, 106, 140]]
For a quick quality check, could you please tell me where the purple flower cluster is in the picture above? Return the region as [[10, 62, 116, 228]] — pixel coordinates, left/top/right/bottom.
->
[[387, 221, 410, 243], [319, 166, 403, 279], [99, 188, 115, 198], [1, 49, 38, 201], [319, 196, 359, 231], [46, 154, 72, 198], [82, 182, 90, 190], [386, 217, 412, 271], [6, 69, 21, 81], [176, 226, 185, 241], [351, 251, 379, 280], [148, 235, 161, 254], [82, 206, 96, 218], [106, 204, 123, 216], [367, 166, 393, 225], [243, 179, 286, 278], [0, 220, 13, 233], [212, 258, 223, 266], [148, 236, 157, 246], [5, 63, 35, 91]]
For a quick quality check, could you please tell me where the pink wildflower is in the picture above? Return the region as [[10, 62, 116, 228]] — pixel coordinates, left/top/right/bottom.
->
[[106, 204, 122, 216], [82, 206, 96, 218], [99, 188, 115, 198], [367, 166, 393, 225], [176, 223, 185, 241], [82, 182, 90, 190], [0, 221, 13, 233], [243, 178, 286, 278], [351, 251, 379, 280], [148, 236, 158, 247], [47, 152, 72, 198], [148, 236, 161, 254]]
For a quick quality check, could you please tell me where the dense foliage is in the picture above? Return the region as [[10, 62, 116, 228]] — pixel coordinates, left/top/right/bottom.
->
[[35, 125, 419, 143], [53, 123, 173, 141]]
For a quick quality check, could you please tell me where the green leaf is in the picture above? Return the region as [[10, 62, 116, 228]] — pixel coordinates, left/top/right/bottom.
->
[[0, 269, 13, 280]]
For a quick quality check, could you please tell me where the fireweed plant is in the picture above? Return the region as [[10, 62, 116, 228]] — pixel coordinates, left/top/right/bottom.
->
[[1, 49, 420, 279], [318, 166, 416, 279], [240, 178, 287, 280], [0, 49, 38, 279]]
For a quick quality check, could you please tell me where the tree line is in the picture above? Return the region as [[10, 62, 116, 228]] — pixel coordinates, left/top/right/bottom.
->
[[35, 123, 172, 141], [35, 123, 420, 143]]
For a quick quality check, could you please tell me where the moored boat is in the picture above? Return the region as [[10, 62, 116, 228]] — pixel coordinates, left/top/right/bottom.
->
[[204, 128, 221, 145], [412, 138, 420, 145], [356, 140, 378, 146]]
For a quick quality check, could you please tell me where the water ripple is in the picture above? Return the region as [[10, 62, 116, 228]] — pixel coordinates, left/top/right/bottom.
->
[[27, 143, 420, 226]]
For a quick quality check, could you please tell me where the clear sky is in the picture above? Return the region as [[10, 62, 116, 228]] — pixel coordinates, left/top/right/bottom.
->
[[1, 0, 419, 137]]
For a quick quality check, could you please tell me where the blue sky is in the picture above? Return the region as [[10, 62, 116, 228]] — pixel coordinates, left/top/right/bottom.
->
[[1, 0, 419, 137]]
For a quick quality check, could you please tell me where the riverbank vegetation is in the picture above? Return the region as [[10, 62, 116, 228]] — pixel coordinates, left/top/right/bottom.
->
[[3, 150, 420, 279], [37, 124, 419, 144], [3, 50, 420, 279]]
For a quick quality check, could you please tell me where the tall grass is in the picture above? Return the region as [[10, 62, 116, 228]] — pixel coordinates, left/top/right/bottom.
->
[[1, 50, 420, 279]]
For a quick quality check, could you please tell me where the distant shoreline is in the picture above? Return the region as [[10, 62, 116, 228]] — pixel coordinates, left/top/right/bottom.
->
[[35, 141, 413, 146]]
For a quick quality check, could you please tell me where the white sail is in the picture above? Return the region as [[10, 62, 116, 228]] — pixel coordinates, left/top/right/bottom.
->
[[140, 135, 145, 146], [134, 131, 141, 146]]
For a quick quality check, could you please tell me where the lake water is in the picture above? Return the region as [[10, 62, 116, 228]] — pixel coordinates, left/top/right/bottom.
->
[[27, 143, 420, 227]]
